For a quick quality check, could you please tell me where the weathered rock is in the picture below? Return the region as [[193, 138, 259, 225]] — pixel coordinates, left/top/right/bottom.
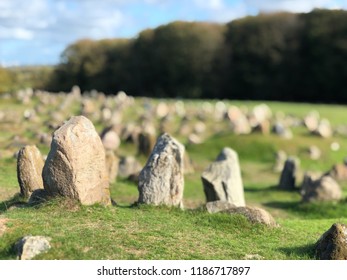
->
[[101, 130, 120, 151], [226, 206, 277, 227], [301, 175, 341, 202], [42, 116, 111, 206], [188, 133, 203, 145], [201, 147, 246, 207], [314, 119, 332, 138], [17, 145, 44, 198], [315, 223, 347, 260], [304, 111, 320, 132], [308, 145, 321, 160], [15, 236, 51, 260], [118, 156, 142, 178], [328, 163, 347, 181], [105, 150, 119, 183], [278, 157, 299, 190], [205, 200, 236, 214], [138, 133, 185, 207]]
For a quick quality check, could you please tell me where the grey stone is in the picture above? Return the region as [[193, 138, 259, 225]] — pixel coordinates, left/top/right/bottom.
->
[[201, 147, 245, 207], [15, 236, 51, 260], [17, 145, 44, 198], [42, 116, 111, 206], [315, 223, 347, 260], [278, 157, 299, 190], [205, 201, 236, 214], [118, 156, 142, 178], [138, 133, 185, 207], [301, 175, 342, 202]]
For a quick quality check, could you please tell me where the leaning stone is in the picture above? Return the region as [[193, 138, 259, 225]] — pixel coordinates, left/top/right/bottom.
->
[[201, 148, 246, 207], [226, 206, 277, 227], [17, 145, 44, 198], [42, 116, 111, 206], [138, 133, 185, 207], [278, 157, 299, 190], [205, 201, 236, 214], [301, 175, 341, 202], [15, 236, 52, 260], [315, 223, 347, 260]]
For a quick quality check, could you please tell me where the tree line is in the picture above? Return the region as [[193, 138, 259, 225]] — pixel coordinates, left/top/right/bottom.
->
[[1, 9, 347, 103]]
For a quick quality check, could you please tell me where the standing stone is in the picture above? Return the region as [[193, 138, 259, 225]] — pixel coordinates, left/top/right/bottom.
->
[[301, 175, 341, 202], [138, 133, 185, 207], [42, 116, 110, 206], [201, 148, 245, 207], [17, 145, 44, 198], [105, 150, 119, 183], [15, 236, 51, 260], [278, 157, 299, 190], [315, 223, 347, 260]]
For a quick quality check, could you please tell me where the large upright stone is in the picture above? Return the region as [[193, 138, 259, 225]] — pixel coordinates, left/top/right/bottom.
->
[[138, 133, 185, 207], [42, 116, 110, 205], [17, 145, 44, 198], [278, 157, 298, 190], [201, 148, 245, 207]]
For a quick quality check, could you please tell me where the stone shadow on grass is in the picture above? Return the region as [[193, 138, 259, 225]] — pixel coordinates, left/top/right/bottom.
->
[[244, 185, 301, 193], [278, 243, 316, 260]]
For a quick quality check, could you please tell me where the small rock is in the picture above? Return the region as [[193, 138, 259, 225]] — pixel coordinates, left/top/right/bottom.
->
[[308, 145, 321, 160], [15, 236, 52, 260], [301, 175, 341, 202], [105, 150, 119, 183], [118, 156, 142, 178], [226, 206, 277, 227], [315, 223, 347, 260], [205, 201, 236, 214]]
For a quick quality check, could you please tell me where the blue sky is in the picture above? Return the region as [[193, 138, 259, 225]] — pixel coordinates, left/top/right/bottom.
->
[[0, 0, 346, 66]]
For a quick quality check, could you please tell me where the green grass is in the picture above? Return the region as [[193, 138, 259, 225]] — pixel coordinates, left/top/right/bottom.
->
[[1, 97, 347, 259]]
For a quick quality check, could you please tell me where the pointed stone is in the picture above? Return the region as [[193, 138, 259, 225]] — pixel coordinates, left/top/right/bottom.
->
[[138, 133, 185, 207], [42, 116, 110, 205]]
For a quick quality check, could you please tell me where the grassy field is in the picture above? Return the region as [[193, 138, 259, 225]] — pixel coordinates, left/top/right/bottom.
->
[[1, 95, 347, 259]]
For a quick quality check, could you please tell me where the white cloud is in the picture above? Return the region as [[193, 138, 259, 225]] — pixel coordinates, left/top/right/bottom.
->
[[244, 0, 337, 13], [194, 0, 224, 10]]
